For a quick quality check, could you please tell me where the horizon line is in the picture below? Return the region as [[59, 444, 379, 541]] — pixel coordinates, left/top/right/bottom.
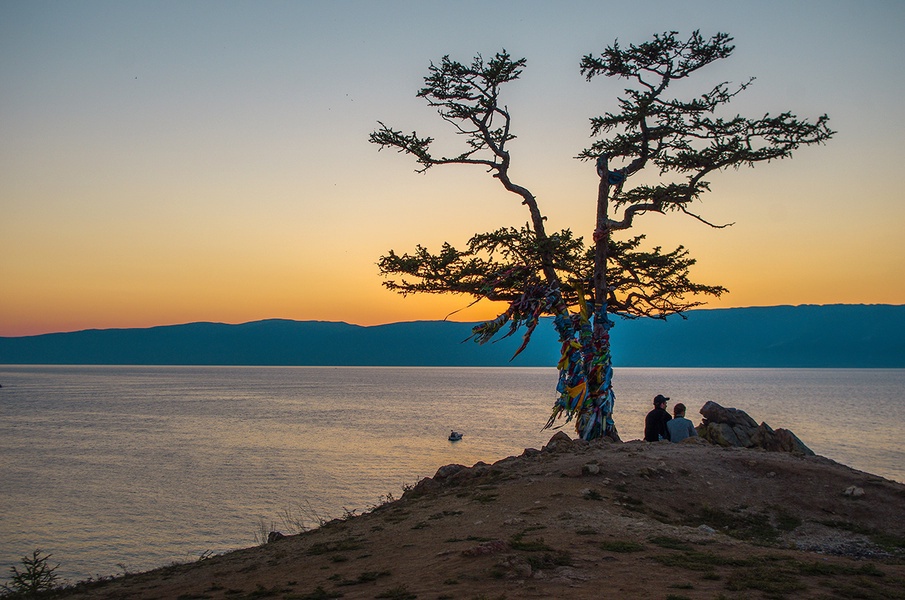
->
[[4, 302, 902, 339]]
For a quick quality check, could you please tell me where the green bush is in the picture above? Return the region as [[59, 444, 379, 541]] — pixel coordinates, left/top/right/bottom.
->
[[2, 550, 60, 597]]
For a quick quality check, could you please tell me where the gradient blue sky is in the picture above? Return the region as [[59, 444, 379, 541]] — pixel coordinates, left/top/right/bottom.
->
[[2, 0, 904, 336]]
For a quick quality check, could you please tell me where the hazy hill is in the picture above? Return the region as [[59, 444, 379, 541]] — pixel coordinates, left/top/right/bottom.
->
[[1, 304, 903, 367]]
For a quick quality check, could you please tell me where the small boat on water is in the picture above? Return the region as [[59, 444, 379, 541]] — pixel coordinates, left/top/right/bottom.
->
[[448, 430, 463, 442]]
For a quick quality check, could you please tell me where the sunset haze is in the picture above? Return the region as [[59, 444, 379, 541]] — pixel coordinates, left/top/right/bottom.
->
[[2, 0, 904, 337]]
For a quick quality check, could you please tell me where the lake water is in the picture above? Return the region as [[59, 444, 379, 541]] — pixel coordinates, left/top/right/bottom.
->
[[1, 366, 903, 583]]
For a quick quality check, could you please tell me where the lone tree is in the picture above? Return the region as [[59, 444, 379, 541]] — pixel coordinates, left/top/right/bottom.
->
[[370, 31, 832, 440]]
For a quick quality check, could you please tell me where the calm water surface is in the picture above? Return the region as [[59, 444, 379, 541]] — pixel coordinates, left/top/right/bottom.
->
[[1, 366, 902, 583]]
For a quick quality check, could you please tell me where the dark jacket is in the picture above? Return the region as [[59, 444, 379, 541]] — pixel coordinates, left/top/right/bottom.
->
[[644, 407, 672, 442]]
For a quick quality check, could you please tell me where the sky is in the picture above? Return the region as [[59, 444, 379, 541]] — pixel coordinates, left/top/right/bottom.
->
[[2, 0, 904, 337]]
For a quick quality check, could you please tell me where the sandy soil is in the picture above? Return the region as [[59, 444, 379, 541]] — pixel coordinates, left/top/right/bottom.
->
[[54, 435, 905, 600]]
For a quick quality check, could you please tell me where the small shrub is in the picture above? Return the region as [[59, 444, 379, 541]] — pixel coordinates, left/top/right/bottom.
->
[[857, 563, 886, 577], [509, 532, 552, 552], [686, 507, 779, 543], [724, 569, 806, 595], [428, 510, 462, 520], [669, 582, 694, 589], [1, 549, 60, 596], [583, 489, 603, 501], [871, 531, 905, 551], [294, 586, 342, 600], [599, 540, 645, 553], [774, 509, 802, 532], [525, 552, 573, 570], [472, 493, 499, 504], [254, 518, 276, 546], [244, 584, 281, 598], [653, 550, 746, 571], [375, 584, 417, 599], [305, 538, 363, 556], [618, 495, 643, 505], [336, 570, 390, 586], [649, 536, 692, 551]]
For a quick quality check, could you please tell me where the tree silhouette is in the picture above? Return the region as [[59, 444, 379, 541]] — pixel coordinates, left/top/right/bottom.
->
[[370, 31, 833, 440]]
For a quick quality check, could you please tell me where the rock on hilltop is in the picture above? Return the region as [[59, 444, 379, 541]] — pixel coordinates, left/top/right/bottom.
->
[[696, 400, 816, 455]]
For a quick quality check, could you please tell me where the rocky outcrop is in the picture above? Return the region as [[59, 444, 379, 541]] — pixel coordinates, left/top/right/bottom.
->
[[542, 431, 576, 452], [697, 400, 815, 456]]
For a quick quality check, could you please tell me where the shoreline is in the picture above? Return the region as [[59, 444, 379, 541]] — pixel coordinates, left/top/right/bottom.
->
[[48, 436, 905, 599]]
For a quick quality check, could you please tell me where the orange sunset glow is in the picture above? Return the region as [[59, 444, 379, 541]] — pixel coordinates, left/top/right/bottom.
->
[[2, 1, 904, 338]]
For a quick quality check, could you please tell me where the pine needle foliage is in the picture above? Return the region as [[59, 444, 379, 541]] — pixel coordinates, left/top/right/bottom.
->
[[2, 550, 60, 597], [370, 31, 832, 438]]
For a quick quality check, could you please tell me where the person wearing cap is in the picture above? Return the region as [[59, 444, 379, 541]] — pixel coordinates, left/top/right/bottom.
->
[[644, 394, 672, 442], [666, 402, 698, 443]]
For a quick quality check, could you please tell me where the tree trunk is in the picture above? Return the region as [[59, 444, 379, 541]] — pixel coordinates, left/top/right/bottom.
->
[[545, 158, 619, 441], [578, 156, 617, 441]]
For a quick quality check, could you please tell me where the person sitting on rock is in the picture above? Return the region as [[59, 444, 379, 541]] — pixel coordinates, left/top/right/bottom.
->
[[644, 394, 672, 442], [666, 402, 698, 443]]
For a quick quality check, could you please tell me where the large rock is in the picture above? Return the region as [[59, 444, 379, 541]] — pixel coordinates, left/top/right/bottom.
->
[[434, 464, 467, 480], [697, 401, 814, 456], [698, 422, 741, 447], [542, 431, 575, 452], [750, 423, 815, 456], [700, 401, 758, 428]]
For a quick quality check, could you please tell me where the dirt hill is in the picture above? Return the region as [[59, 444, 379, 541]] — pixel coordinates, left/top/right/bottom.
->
[[55, 436, 905, 600]]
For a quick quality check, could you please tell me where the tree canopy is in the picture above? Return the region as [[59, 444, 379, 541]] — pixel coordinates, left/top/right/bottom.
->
[[371, 31, 832, 438]]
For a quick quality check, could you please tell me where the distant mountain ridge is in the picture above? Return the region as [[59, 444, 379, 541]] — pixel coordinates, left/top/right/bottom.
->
[[1, 304, 903, 367]]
